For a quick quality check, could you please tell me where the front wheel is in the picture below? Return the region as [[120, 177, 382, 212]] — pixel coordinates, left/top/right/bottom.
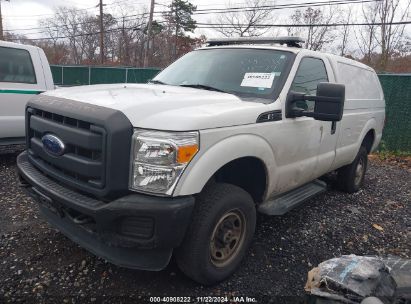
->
[[337, 146, 368, 193], [175, 183, 256, 285]]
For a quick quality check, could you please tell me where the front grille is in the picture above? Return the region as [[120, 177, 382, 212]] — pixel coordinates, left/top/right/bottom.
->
[[27, 107, 106, 190], [26, 95, 133, 199]]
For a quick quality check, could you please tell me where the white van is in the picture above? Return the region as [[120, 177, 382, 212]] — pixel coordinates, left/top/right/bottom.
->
[[17, 37, 385, 284], [0, 41, 54, 145]]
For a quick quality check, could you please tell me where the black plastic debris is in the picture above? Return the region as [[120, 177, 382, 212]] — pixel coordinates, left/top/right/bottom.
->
[[305, 254, 410, 304]]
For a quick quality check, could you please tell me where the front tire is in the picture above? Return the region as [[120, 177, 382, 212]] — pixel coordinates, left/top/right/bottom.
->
[[175, 183, 256, 285], [337, 146, 368, 193]]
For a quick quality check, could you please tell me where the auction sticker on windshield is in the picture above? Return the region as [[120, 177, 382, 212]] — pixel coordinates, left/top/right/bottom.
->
[[240, 73, 274, 88]]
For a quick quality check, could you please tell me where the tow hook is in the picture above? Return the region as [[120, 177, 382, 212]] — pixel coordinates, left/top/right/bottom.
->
[[18, 174, 30, 188]]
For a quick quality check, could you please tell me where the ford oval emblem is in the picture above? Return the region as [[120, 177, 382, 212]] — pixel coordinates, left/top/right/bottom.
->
[[41, 134, 65, 156]]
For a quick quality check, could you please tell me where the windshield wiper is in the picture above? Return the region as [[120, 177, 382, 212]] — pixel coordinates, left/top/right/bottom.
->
[[149, 80, 168, 85], [179, 84, 227, 93]]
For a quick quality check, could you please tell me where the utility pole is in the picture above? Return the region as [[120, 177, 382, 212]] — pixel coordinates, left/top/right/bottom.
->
[[0, 0, 10, 41], [119, 16, 125, 64], [143, 0, 155, 67], [174, 2, 178, 60], [99, 0, 104, 64]]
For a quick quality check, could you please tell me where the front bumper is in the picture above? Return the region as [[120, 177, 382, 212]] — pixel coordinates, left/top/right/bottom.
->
[[17, 151, 195, 271]]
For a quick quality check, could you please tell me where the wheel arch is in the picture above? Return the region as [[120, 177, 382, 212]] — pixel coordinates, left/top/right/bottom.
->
[[212, 156, 268, 204], [355, 118, 377, 156], [361, 129, 376, 154], [173, 134, 276, 202]]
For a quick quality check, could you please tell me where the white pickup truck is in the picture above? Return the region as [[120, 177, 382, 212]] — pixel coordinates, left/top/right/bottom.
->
[[0, 41, 54, 145], [17, 37, 385, 285]]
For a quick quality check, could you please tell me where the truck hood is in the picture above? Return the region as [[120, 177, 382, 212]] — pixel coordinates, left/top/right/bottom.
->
[[44, 83, 270, 130]]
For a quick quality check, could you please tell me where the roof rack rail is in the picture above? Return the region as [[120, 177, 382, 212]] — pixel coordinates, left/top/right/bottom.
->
[[206, 36, 305, 48]]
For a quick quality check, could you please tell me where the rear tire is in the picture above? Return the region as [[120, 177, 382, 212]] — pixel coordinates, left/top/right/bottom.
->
[[337, 146, 368, 193], [175, 183, 256, 285]]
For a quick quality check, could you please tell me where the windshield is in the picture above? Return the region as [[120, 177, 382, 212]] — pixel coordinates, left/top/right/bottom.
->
[[152, 48, 294, 101]]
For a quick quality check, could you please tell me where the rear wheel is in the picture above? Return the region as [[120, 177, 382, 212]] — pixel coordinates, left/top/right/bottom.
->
[[337, 146, 368, 193], [175, 183, 256, 285]]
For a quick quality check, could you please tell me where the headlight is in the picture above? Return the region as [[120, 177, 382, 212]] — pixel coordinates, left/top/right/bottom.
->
[[129, 129, 199, 195]]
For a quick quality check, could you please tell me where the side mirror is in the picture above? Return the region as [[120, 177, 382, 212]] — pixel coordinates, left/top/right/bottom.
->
[[286, 83, 345, 121]]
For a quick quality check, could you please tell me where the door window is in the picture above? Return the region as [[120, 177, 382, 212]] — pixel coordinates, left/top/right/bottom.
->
[[290, 57, 328, 111], [0, 47, 37, 84]]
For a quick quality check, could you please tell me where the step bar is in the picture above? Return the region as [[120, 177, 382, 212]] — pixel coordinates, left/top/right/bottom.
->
[[258, 180, 327, 215]]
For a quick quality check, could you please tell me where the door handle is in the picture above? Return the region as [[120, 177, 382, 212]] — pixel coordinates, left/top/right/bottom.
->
[[331, 121, 337, 135]]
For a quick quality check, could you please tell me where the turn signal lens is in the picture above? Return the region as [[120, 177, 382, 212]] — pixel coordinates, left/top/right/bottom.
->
[[177, 144, 199, 164]]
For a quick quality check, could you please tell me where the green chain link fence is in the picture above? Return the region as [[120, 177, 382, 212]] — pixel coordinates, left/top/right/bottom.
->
[[50, 65, 161, 86], [377, 74, 411, 153], [50, 66, 410, 152]]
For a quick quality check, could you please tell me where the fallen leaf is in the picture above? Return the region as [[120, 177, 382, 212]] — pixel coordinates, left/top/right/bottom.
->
[[373, 224, 384, 231]]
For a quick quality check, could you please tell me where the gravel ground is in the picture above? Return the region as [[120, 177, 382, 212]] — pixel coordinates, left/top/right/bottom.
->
[[0, 147, 410, 303]]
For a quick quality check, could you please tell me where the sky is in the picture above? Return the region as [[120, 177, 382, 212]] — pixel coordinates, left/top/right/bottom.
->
[[2, 0, 227, 38], [1, 0, 410, 51]]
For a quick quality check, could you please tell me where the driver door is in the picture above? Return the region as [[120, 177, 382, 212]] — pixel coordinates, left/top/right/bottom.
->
[[275, 56, 337, 192]]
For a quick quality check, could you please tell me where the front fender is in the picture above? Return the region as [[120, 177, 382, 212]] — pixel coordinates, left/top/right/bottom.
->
[[173, 134, 276, 197]]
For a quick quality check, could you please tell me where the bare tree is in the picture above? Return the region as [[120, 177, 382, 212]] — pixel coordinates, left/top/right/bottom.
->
[[376, 0, 411, 70], [40, 7, 94, 64], [35, 40, 70, 64], [337, 6, 353, 56], [288, 7, 336, 51], [213, 0, 275, 37], [354, 3, 379, 65], [103, 2, 149, 66], [355, 0, 411, 70], [39, 5, 149, 66], [35, 4, 201, 67]]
